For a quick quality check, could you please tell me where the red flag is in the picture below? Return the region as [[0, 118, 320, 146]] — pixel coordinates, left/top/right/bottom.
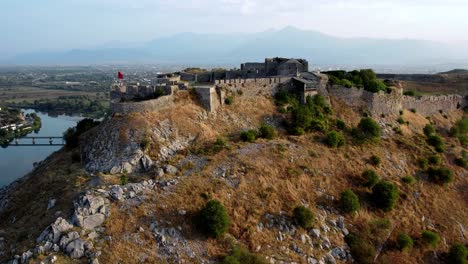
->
[[117, 71, 124, 79]]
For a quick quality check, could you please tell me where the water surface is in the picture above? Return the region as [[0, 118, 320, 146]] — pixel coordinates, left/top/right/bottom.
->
[[0, 109, 83, 187]]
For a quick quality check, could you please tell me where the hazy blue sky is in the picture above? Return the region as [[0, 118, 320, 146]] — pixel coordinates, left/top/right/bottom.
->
[[2, 0, 467, 58]]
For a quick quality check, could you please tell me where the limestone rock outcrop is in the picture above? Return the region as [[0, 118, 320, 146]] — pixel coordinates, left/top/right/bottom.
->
[[82, 117, 194, 174]]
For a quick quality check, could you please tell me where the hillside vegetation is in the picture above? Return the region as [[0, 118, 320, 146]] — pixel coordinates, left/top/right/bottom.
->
[[0, 89, 466, 264]]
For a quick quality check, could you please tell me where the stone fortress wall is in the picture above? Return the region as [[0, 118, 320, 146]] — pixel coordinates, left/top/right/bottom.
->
[[402, 94, 464, 116], [215, 77, 292, 97], [111, 77, 465, 116], [109, 55, 465, 116], [110, 94, 175, 114], [326, 85, 465, 116]]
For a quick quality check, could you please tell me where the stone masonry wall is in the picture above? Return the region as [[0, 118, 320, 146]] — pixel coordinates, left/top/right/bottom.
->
[[403, 94, 464, 116], [327, 85, 465, 116], [365, 90, 403, 116], [193, 87, 222, 112], [110, 94, 175, 114], [215, 77, 292, 97], [326, 85, 366, 109]]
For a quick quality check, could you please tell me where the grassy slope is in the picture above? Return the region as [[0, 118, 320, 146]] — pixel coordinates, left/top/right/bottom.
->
[[97, 95, 467, 263], [0, 149, 90, 263], [0, 92, 466, 263]]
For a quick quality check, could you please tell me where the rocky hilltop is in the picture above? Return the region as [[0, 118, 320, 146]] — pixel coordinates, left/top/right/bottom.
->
[[0, 87, 466, 264]]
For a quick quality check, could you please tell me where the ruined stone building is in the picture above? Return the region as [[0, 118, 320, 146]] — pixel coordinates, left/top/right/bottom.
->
[[241, 57, 309, 76]]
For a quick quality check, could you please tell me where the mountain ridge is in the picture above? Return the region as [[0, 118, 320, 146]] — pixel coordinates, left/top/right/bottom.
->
[[3, 26, 468, 67]]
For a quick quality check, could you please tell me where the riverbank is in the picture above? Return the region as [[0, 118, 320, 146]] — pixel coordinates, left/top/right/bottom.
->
[[0, 109, 42, 145], [7, 95, 109, 119], [0, 109, 83, 187]]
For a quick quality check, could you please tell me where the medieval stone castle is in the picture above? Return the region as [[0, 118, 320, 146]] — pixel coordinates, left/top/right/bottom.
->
[[110, 57, 466, 116]]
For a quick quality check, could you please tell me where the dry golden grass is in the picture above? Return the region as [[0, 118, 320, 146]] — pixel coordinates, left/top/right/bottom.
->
[[99, 205, 160, 264], [0, 149, 90, 263], [2, 93, 466, 264]]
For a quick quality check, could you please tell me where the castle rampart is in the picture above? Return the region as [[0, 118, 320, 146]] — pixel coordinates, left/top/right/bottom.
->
[[326, 85, 465, 116], [110, 94, 175, 114], [215, 77, 292, 97], [402, 94, 464, 116]]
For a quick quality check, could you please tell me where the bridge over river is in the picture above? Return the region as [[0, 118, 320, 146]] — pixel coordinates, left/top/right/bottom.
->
[[5, 136, 65, 146]]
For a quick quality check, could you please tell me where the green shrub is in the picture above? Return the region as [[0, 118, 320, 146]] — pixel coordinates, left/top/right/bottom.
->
[[397, 117, 405, 124], [365, 79, 387, 93], [454, 157, 467, 167], [370, 155, 381, 166], [336, 119, 346, 130], [140, 137, 151, 151], [291, 126, 305, 136], [404, 90, 416, 96], [325, 131, 346, 148], [224, 96, 234, 105], [120, 172, 128, 185], [282, 94, 332, 135], [363, 169, 379, 188], [428, 155, 442, 165], [450, 118, 468, 137], [427, 167, 454, 185], [447, 244, 467, 264], [371, 181, 399, 212], [197, 200, 231, 238], [421, 230, 440, 248], [396, 233, 414, 251], [353, 117, 381, 143], [222, 246, 267, 264], [427, 135, 443, 146], [258, 123, 277, 139], [402, 176, 416, 184], [339, 189, 360, 213], [345, 233, 376, 264], [212, 138, 228, 153], [435, 145, 446, 153], [274, 89, 300, 106], [450, 118, 468, 147], [341, 79, 353, 88], [293, 206, 314, 229], [64, 118, 100, 148], [423, 124, 436, 137], [418, 158, 429, 169], [240, 130, 257, 142]]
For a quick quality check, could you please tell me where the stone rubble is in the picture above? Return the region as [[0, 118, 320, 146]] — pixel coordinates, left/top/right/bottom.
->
[[7, 178, 185, 264], [7, 170, 353, 264], [259, 209, 352, 264]]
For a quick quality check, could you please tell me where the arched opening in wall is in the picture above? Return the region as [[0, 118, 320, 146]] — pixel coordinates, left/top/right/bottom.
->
[[457, 102, 460, 109]]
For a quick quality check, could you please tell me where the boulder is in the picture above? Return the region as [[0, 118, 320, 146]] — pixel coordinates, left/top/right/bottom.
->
[[36, 217, 73, 244], [66, 238, 85, 259], [337, 216, 345, 229], [163, 165, 178, 175], [311, 229, 320, 238], [155, 168, 164, 177], [140, 155, 153, 171], [59, 231, 80, 249], [110, 186, 124, 201], [20, 250, 33, 264], [84, 195, 105, 214], [82, 214, 105, 230]]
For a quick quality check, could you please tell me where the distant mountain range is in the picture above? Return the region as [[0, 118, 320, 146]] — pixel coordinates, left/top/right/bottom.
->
[[3, 26, 468, 69]]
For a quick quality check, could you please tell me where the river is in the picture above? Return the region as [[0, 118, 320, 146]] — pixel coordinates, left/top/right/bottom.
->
[[0, 109, 83, 187]]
